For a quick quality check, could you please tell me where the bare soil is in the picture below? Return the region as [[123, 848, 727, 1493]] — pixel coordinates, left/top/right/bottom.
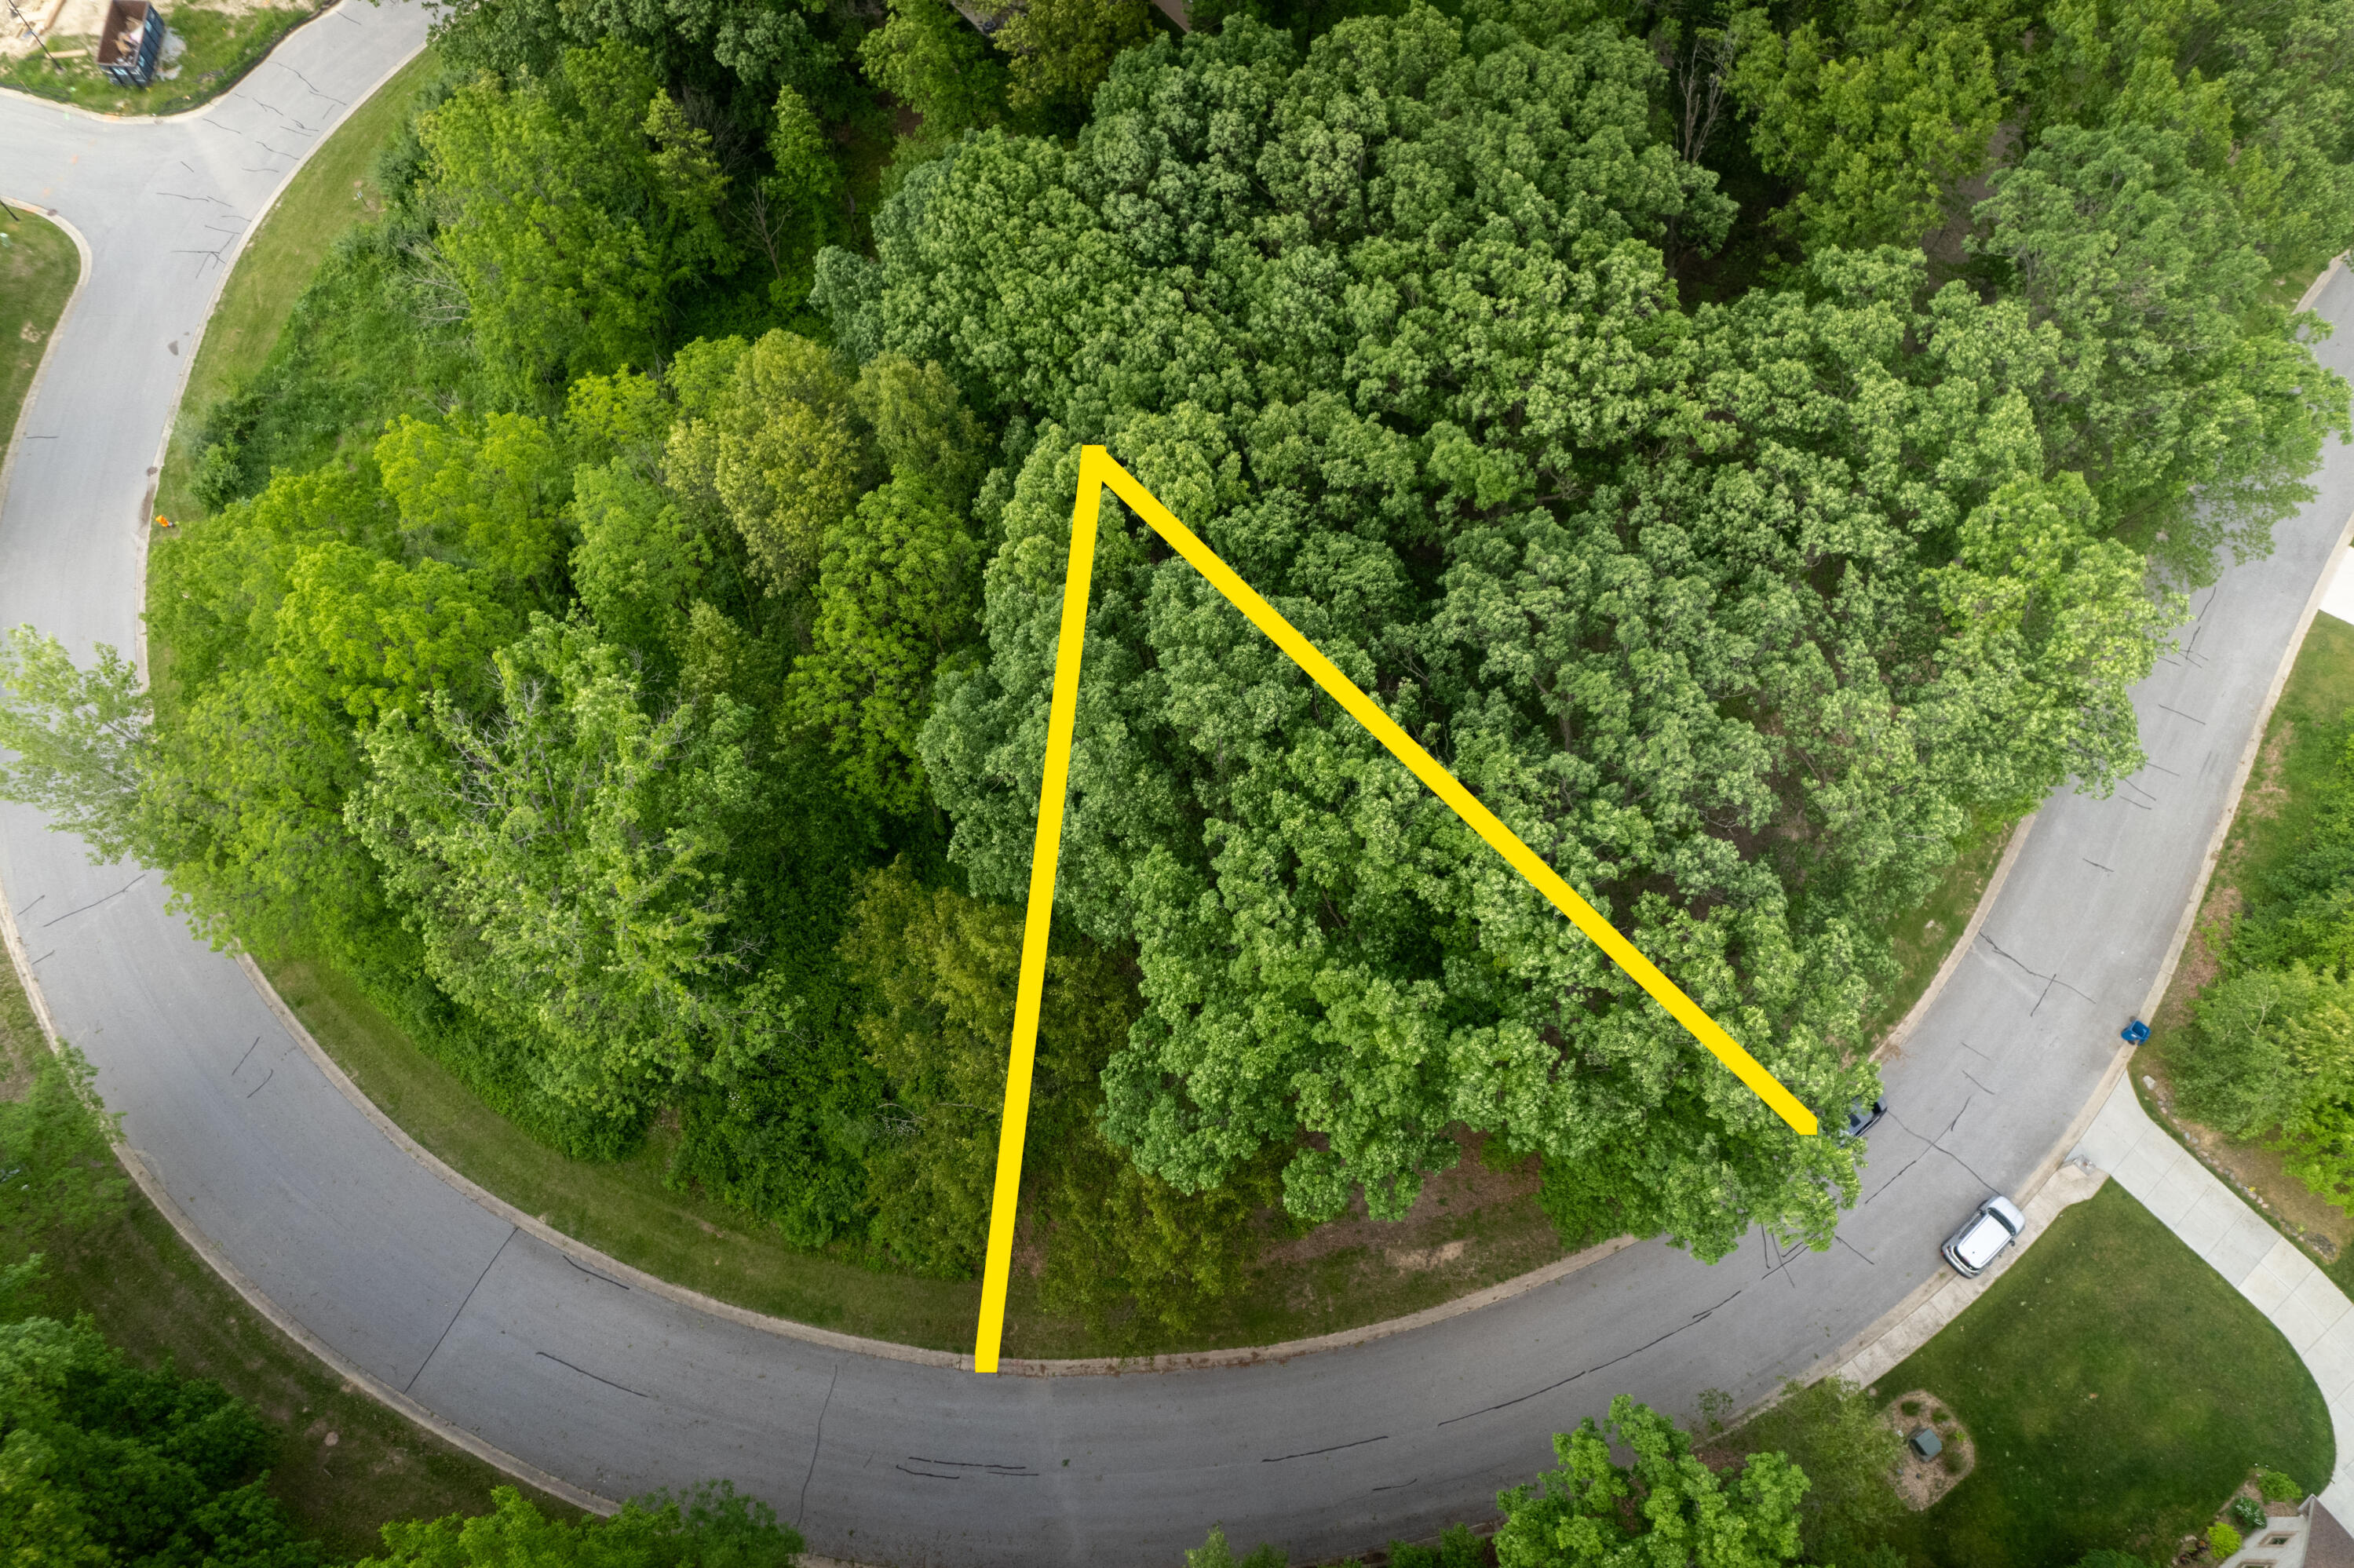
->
[[1260, 1126, 1543, 1268]]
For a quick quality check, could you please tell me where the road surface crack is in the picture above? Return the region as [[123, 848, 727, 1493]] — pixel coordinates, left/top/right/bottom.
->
[[536, 1351, 650, 1398], [797, 1366, 837, 1522], [1263, 1435, 1387, 1463], [1435, 1286, 1746, 1428], [405, 1227, 513, 1392], [42, 873, 146, 928]]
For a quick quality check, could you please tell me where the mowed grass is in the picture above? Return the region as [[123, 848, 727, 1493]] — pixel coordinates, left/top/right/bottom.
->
[[0, 2, 318, 118], [0, 210, 80, 459], [1873, 1183, 2332, 1566], [0, 972, 574, 1558], [155, 43, 437, 528]]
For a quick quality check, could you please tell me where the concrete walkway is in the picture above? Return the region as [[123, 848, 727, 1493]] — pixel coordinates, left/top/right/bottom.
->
[[2072, 1081, 2354, 1516]]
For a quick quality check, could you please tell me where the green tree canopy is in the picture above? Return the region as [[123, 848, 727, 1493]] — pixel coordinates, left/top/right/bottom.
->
[[1494, 1395, 1808, 1567], [418, 41, 736, 400], [823, 3, 2199, 1256]]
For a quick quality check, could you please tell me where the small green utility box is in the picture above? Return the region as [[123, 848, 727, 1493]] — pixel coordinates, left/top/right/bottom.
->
[[1907, 1428, 1943, 1460]]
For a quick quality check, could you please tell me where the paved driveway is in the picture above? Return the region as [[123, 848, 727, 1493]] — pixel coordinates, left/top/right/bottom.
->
[[5, 27, 2353, 1562]]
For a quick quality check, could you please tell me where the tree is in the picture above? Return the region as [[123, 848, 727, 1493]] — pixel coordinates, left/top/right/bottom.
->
[[1976, 119, 2352, 582], [351, 618, 786, 1114], [838, 862, 1270, 1332], [418, 41, 736, 400], [1494, 1395, 1808, 1567], [987, 0, 1159, 118], [786, 476, 983, 815], [374, 413, 568, 591], [858, 0, 1009, 156], [853, 354, 987, 506], [749, 86, 845, 312], [0, 1289, 320, 1568], [1728, 0, 2014, 250], [1728, 1379, 1904, 1566], [665, 330, 869, 593], [359, 1482, 801, 1568]]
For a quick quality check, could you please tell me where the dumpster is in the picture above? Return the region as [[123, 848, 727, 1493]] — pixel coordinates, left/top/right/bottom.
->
[[96, 0, 166, 87]]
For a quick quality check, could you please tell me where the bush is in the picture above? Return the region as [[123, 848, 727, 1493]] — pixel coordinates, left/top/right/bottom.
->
[[2230, 1494, 2268, 1530], [189, 439, 248, 512], [1389, 1526, 1485, 1568], [2258, 1466, 2303, 1501], [2209, 1521, 2243, 1556]]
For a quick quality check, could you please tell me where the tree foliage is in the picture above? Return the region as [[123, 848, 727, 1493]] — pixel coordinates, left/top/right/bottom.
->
[[820, 2, 2211, 1256], [0, 1287, 318, 1568], [1494, 1395, 1808, 1567]]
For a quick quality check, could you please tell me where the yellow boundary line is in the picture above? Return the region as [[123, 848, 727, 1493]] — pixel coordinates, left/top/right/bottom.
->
[[972, 447, 1817, 1373]]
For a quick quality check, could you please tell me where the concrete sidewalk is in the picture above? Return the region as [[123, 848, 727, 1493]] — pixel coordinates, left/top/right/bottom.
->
[[2071, 1081, 2354, 1516]]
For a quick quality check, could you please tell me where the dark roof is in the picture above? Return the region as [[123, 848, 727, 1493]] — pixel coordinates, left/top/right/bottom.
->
[[2308, 1497, 2354, 1568]]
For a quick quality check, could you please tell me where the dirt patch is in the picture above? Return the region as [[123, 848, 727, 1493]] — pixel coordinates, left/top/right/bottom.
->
[[1882, 1390, 1975, 1511], [1259, 1127, 1542, 1268], [2243, 720, 2298, 822], [2156, 884, 2244, 1037]]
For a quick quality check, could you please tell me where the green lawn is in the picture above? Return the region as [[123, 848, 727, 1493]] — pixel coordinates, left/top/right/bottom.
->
[[1870, 1183, 2332, 1566], [155, 44, 438, 529], [0, 2, 320, 117], [0, 969, 572, 1559], [0, 209, 79, 460]]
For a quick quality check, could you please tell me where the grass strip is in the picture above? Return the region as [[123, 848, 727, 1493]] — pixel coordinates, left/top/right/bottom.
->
[[156, 43, 438, 527], [0, 209, 78, 462]]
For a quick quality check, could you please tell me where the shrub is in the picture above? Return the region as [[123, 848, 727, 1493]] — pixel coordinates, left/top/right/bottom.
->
[[190, 439, 247, 511], [2231, 1494, 2268, 1530], [1941, 1447, 1965, 1475], [2209, 1522, 2243, 1556], [1388, 1530, 1484, 1568], [1900, 1398, 1922, 1416], [2259, 1466, 2303, 1501]]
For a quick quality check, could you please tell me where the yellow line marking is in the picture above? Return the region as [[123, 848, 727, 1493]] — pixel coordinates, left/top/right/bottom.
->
[[972, 447, 1816, 1373]]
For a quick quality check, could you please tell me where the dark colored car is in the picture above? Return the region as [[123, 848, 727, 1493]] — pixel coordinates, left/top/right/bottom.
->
[[1842, 1096, 1889, 1140]]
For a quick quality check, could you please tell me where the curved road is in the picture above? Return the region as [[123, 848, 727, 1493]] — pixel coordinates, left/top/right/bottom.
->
[[6, 15, 2354, 1562]]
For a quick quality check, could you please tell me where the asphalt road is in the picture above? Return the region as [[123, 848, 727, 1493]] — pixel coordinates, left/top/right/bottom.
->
[[5, 19, 2354, 1563]]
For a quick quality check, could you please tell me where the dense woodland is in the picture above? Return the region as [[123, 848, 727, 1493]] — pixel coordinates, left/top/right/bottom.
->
[[4, 0, 2353, 1333]]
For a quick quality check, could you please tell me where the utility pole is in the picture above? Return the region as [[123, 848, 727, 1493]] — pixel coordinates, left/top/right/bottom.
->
[[4, 0, 66, 73]]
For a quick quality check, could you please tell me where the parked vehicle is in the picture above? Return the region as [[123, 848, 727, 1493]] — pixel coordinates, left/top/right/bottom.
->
[[97, 0, 166, 87], [1942, 1194, 2026, 1277], [1842, 1096, 1888, 1140]]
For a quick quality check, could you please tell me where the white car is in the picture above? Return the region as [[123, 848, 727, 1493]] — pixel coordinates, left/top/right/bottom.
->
[[1941, 1194, 2026, 1277]]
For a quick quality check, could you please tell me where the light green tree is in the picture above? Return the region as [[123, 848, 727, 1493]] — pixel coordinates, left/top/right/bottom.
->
[[374, 413, 568, 591], [1728, 0, 2013, 249], [1494, 1395, 1808, 1568], [666, 330, 868, 593], [418, 41, 735, 399], [352, 617, 783, 1113], [786, 476, 982, 815]]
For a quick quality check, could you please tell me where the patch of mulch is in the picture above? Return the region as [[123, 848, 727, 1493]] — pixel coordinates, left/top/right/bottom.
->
[[1880, 1389, 1975, 1511]]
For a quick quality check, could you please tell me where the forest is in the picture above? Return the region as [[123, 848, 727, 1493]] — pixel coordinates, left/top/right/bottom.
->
[[3, 0, 2352, 1333]]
